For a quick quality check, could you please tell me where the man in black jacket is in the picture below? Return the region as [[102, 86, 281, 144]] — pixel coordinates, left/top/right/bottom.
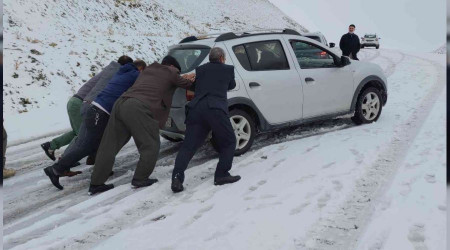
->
[[171, 47, 240, 193], [339, 24, 360, 60]]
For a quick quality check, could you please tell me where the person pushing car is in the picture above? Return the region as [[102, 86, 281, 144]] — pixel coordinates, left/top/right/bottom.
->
[[171, 47, 241, 193]]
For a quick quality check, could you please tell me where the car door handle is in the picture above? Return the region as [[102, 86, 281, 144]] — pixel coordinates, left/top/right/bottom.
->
[[305, 77, 315, 84], [249, 82, 260, 88]]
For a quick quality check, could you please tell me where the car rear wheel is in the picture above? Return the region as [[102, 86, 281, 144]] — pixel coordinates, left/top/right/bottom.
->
[[351, 87, 383, 125], [211, 109, 256, 156]]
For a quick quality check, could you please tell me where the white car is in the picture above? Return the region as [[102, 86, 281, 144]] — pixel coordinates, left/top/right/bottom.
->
[[361, 34, 380, 49], [161, 29, 388, 155]]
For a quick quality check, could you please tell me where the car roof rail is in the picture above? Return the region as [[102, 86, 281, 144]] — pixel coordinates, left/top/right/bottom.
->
[[214, 28, 302, 42], [179, 29, 302, 44]]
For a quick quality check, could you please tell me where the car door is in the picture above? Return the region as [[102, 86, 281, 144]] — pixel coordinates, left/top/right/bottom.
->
[[285, 38, 355, 118], [224, 36, 303, 124]]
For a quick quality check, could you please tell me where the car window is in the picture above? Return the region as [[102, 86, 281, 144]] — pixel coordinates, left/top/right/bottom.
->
[[233, 40, 289, 71], [290, 40, 336, 69], [364, 35, 376, 38], [232, 45, 251, 71], [168, 48, 210, 74]]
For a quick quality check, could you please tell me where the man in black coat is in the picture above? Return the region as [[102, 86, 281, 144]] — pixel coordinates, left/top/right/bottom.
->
[[339, 24, 361, 60], [171, 47, 240, 193]]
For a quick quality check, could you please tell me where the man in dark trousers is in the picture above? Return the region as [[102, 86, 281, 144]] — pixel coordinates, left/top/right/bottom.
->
[[339, 24, 361, 60], [44, 60, 146, 191], [171, 47, 240, 193], [40, 56, 133, 162], [88, 56, 195, 195]]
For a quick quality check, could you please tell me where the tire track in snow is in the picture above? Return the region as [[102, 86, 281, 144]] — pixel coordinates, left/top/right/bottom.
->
[[301, 52, 445, 250]]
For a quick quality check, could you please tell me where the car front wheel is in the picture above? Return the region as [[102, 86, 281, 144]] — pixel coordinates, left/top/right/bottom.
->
[[351, 87, 383, 125], [211, 109, 256, 156]]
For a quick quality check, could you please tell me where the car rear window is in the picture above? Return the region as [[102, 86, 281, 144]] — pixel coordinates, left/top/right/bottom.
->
[[364, 35, 376, 38], [167, 48, 210, 74]]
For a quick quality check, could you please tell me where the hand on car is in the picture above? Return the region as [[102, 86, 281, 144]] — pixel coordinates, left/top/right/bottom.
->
[[182, 73, 196, 82]]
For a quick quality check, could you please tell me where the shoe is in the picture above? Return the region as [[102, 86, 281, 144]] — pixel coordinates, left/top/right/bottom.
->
[[44, 166, 63, 190], [3, 168, 16, 178], [214, 175, 241, 185], [131, 178, 158, 188], [41, 142, 56, 161], [88, 184, 114, 195], [86, 154, 95, 165], [171, 177, 184, 193]]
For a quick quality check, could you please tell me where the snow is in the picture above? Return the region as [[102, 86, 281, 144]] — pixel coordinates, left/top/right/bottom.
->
[[2, 1, 446, 249], [3, 48, 446, 250]]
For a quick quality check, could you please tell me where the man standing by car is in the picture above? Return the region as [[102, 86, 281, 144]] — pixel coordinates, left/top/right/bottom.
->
[[43, 60, 146, 191], [339, 24, 360, 60], [171, 47, 240, 193], [88, 56, 195, 195]]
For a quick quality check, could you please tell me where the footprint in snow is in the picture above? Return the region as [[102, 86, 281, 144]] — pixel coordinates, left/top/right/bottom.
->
[[248, 180, 267, 192], [407, 223, 428, 250], [332, 180, 343, 191], [304, 144, 320, 154], [290, 202, 310, 215], [424, 174, 436, 183], [317, 193, 331, 209], [322, 162, 336, 169]]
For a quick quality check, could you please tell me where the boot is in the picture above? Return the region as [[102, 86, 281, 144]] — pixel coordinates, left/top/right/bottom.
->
[[86, 154, 95, 165], [3, 168, 16, 178], [88, 184, 114, 195], [41, 142, 56, 161], [44, 166, 63, 190], [131, 178, 158, 188], [171, 177, 184, 193], [214, 175, 241, 186]]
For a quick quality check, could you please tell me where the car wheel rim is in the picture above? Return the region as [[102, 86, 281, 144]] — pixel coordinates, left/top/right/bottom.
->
[[361, 92, 380, 121], [230, 115, 251, 150]]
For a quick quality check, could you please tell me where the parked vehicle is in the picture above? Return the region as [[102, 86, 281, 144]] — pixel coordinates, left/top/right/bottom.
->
[[161, 29, 388, 155], [303, 31, 335, 48], [361, 34, 380, 49]]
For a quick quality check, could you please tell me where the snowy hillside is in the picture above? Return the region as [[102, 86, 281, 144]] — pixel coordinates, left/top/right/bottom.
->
[[3, 0, 306, 115]]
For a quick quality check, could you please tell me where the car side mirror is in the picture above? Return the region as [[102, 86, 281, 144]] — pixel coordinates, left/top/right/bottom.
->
[[329, 42, 335, 48], [340, 56, 350, 67]]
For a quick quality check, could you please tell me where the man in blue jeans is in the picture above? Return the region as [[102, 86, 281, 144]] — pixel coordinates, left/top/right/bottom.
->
[[44, 60, 146, 191]]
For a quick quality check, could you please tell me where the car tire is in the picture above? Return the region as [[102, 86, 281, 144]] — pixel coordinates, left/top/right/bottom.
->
[[211, 109, 256, 156], [351, 87, 383, 125], [161, 134, 183, 143]]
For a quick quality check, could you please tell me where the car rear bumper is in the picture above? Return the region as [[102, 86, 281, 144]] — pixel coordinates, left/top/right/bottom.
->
[[362, 43, 379, 46]]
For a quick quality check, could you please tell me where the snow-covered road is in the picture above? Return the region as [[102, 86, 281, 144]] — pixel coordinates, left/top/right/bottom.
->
[[3, 48, 446, 250]]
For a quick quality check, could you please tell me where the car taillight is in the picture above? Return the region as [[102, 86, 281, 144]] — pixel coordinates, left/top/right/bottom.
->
[[320, 51, 327, 56], [186, 90, 194, 101], [362, 38, 365, 41]]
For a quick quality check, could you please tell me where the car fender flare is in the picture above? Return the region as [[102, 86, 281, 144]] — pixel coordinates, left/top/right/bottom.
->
[[350, 75, 387, 112], [227, 97, 270, 131]]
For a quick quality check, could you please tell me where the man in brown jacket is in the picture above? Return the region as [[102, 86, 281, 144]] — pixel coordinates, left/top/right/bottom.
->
[[88, 56, 194, 195]]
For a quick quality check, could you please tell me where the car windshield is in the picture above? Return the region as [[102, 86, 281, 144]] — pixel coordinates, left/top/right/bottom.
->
[[167, 48, 210, 73], [305, 36, 321, 42], [364, 35, 376, 38]]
